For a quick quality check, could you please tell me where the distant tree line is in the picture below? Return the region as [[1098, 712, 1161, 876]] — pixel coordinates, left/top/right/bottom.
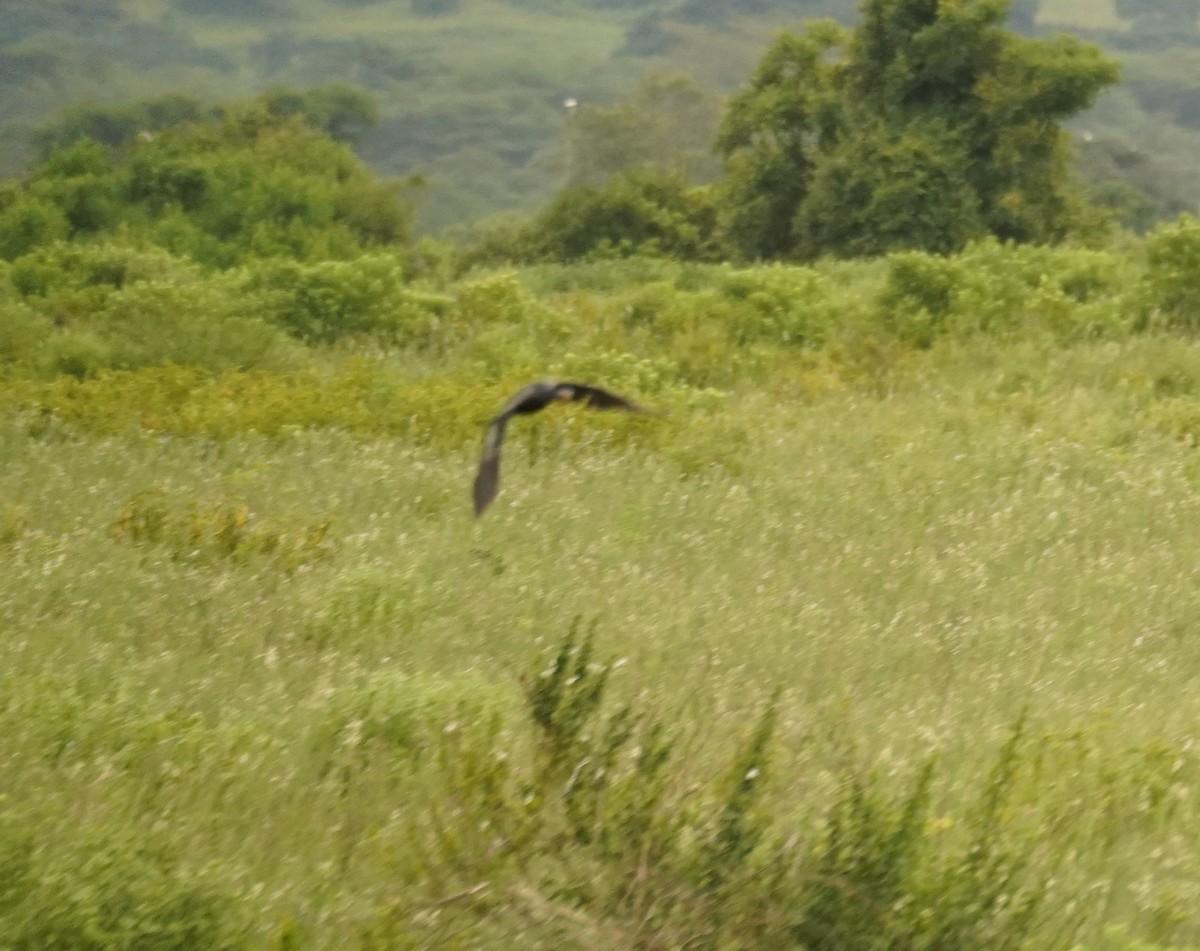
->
[[0, 0, 1125, 268], [470, 0, 1118, 264]]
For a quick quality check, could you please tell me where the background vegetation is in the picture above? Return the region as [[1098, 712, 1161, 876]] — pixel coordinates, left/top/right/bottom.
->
[[2, 0, 1200, 232], [6, 1, 1200, 948]]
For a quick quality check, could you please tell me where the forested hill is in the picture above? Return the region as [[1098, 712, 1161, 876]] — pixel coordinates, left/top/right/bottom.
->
[[2, 0, 1199, 233]]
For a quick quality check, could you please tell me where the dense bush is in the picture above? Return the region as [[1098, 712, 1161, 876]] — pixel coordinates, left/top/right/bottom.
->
[[0, 242, 303, 376], [1142, 214, 1200, 330], [245, 252, 452, 346], [468, 168, 729, 265], [4, 96, 414, 267], [877, 240, 1140, 347]]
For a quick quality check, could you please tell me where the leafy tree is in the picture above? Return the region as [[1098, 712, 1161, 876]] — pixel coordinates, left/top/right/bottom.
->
[[717, 0, 1119, 260], [794, 118, 984, 258], [716, 23, 845, 259], [2, 97, 415, 265], [0, 194, 68, 260]]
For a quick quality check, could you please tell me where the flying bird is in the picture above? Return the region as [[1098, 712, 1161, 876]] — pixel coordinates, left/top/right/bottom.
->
[[472, 380, 648, 517]]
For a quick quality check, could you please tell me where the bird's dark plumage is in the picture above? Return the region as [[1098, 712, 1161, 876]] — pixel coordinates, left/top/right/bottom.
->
[[472, 380, 647, 516]]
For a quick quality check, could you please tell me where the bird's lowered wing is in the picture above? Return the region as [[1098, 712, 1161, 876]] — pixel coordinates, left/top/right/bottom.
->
[[472, 415, 509, 517], [472, 381, 651, 517]]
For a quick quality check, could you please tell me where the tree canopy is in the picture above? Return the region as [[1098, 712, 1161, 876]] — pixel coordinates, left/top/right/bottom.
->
[[717, 0, 1120, 260], [0, 90, 412, 267]]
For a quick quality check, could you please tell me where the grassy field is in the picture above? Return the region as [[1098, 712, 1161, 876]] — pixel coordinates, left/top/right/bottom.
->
[[7, 283, 1200, 946]]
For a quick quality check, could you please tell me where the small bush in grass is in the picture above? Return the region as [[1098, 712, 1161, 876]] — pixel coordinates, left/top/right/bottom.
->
[[112, 487, 334, 568], [0, 820, 245, 950]]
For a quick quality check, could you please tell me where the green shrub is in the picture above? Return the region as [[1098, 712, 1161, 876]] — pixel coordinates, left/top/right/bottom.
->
[[0, 821, 245, 950], [875, 240, 1137, 347], [3, 242, 304, 374], [405, 630, 1061, 950], [8, 241, 203, 296], [1143, 215, 1200, 331], [0, 197, 69, 261], [9, 99, 416, 270], [502, 168, 728, 264], [246, 253, 452, 346], [0, 303, 52, 370], [718, 263, 858, 347], [96, 279, 302, 371]]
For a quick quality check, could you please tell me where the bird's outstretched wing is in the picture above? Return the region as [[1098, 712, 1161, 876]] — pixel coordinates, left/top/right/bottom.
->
[[559, 382, 648, 413]]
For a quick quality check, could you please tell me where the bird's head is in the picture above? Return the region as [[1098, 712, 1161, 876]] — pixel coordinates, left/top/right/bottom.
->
[[554, 384, 576, 402]]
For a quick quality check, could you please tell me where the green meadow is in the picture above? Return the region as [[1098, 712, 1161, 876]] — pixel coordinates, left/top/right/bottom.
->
[[6, 225, 1200, 947]]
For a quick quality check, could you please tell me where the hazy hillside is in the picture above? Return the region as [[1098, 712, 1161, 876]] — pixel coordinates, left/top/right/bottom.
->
[[2, 0, 1199, 232]]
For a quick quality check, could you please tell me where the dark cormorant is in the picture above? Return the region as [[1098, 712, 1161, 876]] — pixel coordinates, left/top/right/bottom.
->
[[472, 380, 648, 516]]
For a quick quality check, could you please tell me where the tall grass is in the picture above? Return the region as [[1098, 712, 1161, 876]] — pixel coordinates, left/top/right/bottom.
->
[[5, 328, 1200, 946]]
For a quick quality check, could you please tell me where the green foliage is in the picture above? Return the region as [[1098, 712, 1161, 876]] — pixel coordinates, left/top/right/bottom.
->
[[246, 253, 451, 346], [524, 622, 611, 779], [877, 240, 1139, 346], [406, 630, 1060, 949], [1, 242, 304, 376], [717, 0, 1119, 259], [694, 690, 778, 889], [0, 819, 245, 950], [0, 196, 68, 260], [792, 718, 1046, 950], [478, 167, 728, 264], [5, 95, 414, 267], [1142, 214, 1200, 330], [794, 118, 986, 259], [32, 95, 208, 157], [258, 84, 380, 144], [716, 24, 844, 259], [112, 487, 334, 569]]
